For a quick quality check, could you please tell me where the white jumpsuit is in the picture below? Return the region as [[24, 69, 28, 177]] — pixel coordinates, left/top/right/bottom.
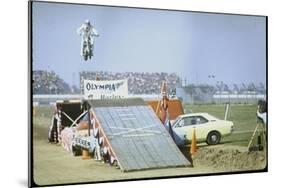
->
[[77, 23, 99, 56]]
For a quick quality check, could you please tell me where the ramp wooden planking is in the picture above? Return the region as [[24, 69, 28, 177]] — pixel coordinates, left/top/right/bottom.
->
[[93, 105, 191, 172]]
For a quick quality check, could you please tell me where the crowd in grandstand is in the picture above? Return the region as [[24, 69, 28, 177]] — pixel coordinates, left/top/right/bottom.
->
[[33, 70, 266, 95]]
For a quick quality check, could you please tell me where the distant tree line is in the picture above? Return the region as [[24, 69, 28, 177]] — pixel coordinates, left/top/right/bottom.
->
[[33, 70, 79, 94]]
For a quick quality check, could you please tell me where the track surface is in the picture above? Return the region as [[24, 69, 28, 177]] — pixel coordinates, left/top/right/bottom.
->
[[32, 105, 267, 186]]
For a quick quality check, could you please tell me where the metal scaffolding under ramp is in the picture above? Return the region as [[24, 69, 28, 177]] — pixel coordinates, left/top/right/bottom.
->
[[89, 98, 191, 172]]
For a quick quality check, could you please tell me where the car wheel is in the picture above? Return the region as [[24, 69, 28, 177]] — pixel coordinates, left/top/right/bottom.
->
[[206, 131, 221, 145]]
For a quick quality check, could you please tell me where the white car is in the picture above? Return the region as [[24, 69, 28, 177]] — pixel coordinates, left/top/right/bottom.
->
[[172, 113, 234, 146]]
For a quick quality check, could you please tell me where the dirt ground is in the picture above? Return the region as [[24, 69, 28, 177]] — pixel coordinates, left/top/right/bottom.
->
[[193, 145, 266, 171], [32, 106, 267, 186], [33, 140, 267, 186]]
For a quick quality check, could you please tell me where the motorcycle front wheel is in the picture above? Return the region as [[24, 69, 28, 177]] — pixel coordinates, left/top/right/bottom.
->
[[84, 54, 88, 61]]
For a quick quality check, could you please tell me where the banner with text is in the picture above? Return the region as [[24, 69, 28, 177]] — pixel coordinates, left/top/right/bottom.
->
[[83, 79, 128, 100]]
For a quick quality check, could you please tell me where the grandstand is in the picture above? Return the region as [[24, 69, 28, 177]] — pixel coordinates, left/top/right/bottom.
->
[[33, 70, 266, 105]]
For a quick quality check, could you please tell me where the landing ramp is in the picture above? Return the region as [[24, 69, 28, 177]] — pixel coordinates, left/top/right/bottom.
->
[[92, 103, 191, 172]]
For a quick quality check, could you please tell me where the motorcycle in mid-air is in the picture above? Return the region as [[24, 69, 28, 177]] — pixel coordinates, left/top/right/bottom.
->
[[77, 20, 99, 62]]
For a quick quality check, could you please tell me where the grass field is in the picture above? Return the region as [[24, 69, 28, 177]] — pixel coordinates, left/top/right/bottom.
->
[[32, 104, 263, 186], [185, 104, 259, 146]]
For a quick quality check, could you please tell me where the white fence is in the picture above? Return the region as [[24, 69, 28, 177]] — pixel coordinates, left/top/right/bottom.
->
[[211, 94, 266, 104], [33, 93, 266, 106], [33, 94, 159, 106]]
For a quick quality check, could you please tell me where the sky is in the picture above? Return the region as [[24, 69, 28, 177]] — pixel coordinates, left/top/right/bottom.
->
[[32, 2, 266, 87]]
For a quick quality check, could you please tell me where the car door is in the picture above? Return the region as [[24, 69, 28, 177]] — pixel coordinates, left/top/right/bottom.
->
[[173, 115, 209, 143], [187, 116, 209, 141], [173, 116, 195, 144]]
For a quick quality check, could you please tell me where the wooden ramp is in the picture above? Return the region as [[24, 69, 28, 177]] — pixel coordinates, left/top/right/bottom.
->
[[147, 99, 184, 120], [89, 99, 191, 172]]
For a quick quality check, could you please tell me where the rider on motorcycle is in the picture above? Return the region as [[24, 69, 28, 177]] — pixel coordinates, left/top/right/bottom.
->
[[77, 19, 99, 58]]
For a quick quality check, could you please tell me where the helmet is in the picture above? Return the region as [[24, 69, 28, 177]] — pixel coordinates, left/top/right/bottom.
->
[[84, 19, 91, 25]]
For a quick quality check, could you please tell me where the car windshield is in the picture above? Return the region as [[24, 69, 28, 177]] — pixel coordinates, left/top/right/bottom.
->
[[172, 116, 182, 126]]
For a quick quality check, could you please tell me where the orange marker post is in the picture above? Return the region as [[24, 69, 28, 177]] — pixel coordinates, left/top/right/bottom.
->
[[82, 150, 91, 160], [190, 128, 197, 157]]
